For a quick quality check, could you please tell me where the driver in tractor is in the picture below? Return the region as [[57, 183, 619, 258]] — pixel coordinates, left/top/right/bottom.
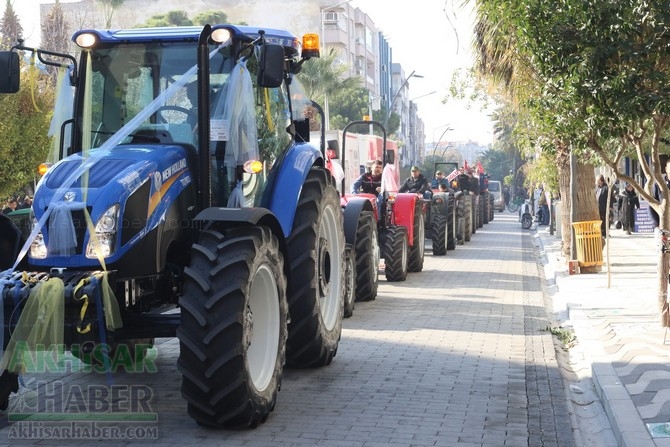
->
[[351, 159, 383, 195], [431, 170, 449, 190], [399, 165, 430, 198]]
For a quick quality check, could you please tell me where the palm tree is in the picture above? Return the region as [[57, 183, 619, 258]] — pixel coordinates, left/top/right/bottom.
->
[[297, 48, 361, 130]]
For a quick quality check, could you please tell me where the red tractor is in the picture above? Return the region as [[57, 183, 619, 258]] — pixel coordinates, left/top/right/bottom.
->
[[338, 121, 425, 302]]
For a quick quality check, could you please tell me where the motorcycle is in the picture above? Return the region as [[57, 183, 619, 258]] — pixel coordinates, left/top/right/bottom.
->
[[519, 199, 534, 230]]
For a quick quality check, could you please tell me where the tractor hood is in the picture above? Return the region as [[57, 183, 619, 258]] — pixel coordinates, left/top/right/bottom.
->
[[30, 144, 195, 267]]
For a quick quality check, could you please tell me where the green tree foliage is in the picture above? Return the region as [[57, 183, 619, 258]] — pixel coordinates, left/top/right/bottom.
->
[[296, 48, 361, 130], [0, 0, 22, 49], [329, 87, 369, 130], [472, 0, 670, 325], [192, 11, 228, 26], [372, 106, 399, 137], [298, 48, 360, 103], [137, 10, 193, 28], [0, 67, 53, 198]]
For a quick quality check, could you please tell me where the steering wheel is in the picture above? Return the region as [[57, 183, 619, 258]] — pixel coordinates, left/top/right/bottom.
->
[[156, 105, 191, 124]]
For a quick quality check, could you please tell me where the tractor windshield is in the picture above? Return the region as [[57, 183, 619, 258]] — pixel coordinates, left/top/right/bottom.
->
[[84, 41, 220, 149], [71, 38, 293, 207]]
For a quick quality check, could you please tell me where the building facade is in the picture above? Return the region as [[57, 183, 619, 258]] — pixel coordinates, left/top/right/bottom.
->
[[38, 0, 426, 162]]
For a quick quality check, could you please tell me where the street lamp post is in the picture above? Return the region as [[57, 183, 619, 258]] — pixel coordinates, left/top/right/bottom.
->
[[410, 90, 437, 102], [383, 70, 423, 129], [431, 125, 453, 161]]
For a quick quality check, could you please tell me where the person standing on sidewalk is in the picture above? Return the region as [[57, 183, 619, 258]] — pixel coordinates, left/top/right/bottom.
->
[[538, 186, 549, 225], [618, 183, 640, 235], [596, 175, 610, 236]]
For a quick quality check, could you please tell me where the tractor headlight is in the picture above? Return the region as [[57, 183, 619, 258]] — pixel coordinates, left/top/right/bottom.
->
[[86, 204, 119, 259]]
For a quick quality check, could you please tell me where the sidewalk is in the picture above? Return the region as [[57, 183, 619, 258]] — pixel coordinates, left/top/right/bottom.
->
[[536, 224, 670, 447]]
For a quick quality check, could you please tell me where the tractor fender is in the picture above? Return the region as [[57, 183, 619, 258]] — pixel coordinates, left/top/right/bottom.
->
[[342, 197, 374, 246], [393, 193, 420, 246], [194, 207, 288, 271], [264, 144, 322, 237]]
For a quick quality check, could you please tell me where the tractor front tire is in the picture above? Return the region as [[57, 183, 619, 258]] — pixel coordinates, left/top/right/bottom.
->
[[384, 226, 408, 282], [178, 226, 287, 429], [354, 210, 379, 302], [431, 213, 448, 256], [407, 202, 425, 272], [464, 197, 473, 242]]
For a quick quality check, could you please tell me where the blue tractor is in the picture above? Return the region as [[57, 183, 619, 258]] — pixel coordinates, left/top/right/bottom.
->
[[0, 25, 349, 428]]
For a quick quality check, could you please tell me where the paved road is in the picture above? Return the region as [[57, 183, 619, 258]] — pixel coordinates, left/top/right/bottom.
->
[[0, 212, 578, 446]]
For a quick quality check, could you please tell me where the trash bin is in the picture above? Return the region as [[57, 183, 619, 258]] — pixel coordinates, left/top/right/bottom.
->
[[571, 220, 603, 272]]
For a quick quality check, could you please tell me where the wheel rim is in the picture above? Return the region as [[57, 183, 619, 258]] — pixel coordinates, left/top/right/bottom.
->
[[345, 253, 354, 307], [417, 212, 425, 258], [319, 202, 342, 331], [372, 224, 380, 271], [247, 264, 280, 392]]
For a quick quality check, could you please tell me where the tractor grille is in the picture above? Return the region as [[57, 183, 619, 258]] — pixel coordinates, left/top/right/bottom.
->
[[47, 207, 91, 255]]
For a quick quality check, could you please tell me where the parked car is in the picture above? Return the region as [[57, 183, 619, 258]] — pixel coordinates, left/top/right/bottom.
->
[[488, 180, 505, 212]]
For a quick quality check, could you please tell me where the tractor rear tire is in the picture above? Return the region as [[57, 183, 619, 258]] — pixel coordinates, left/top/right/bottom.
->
[[178, 226, 287, 429], [343, 244, 355, 318], [354, 210, 379, 302], [407, 202, 425, 272], [431, 213, 448, 256], [447, 197, 456, 250], [285, 168, 344, 368], [384, 226, 408, 282], [464, 197, 472, 242]]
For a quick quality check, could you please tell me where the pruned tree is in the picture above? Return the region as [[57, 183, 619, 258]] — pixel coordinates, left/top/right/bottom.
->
[[96, 0, 125, 29], [41, 1, 70, 55], [0, 0, 22, 50]]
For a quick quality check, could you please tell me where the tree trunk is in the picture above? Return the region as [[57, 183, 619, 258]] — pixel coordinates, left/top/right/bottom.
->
[[559, 156, 599, 259], [660, 207, 670, 327], [556, 148, 570, 257], [658, 250, 669, 327]]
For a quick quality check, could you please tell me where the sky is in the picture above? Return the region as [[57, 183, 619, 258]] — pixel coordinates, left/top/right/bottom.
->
[[14, 0, 495, 145], [14, 1, 47, 46], [350, 0, 495, 145]]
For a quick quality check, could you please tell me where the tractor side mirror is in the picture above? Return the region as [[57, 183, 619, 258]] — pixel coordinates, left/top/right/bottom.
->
[[0, 51, 20, 93], [257, 44, 285, 88]]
